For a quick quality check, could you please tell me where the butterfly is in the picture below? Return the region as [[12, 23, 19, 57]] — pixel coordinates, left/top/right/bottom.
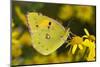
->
[[27, 12, 70, 55]]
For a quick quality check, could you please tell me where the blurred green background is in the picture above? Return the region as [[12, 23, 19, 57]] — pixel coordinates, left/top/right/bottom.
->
[[12, 1, 96, 66]]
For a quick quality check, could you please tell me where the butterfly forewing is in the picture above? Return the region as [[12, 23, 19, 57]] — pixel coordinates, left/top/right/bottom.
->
[[27, 12, 69, 55]]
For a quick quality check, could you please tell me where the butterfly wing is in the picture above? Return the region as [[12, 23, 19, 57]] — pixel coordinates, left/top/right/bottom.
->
[[27, 12, 69, 55]]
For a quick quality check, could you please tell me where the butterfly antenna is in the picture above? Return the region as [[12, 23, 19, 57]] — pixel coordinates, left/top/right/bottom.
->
[[66, 18, 74, 28]]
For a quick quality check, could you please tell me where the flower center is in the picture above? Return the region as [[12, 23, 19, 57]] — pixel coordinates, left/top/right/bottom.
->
[[71, 36, 83, 45]]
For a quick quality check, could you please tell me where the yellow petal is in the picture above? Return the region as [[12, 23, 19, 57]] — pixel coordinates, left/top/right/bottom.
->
[[82, 39, 90, 47], [84, 28, 90, 36], [78, 44, 83, 50], [12, 28, 21, 38], [87, 48, 95, 61], [87, 41, 95, 61], [82, 35, 88, 38], [15, 6, 27, 26], [72, 44, 77, 54]]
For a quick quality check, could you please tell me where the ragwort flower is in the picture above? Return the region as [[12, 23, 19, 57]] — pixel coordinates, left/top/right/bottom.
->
[[58, 5, 74, 21], [82, 28, 96, 61], [83, 28, 95, 42], [75, 6, 93, 23], [68, 36, 83, 54]]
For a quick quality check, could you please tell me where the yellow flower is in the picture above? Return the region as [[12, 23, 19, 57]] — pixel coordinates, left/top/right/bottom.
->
[[75, 6, 93, 23], [12, 39, 22, 58], [12, 28, 21, 39], [83, 28, 95, 42], [58, 5, 74, 21], [19, 32, 32, 46], [82, 28, 95, 61], [12, 27, 22, 58], [15, 6, 27, 26], [68, 36, 83, 54], [82, 39, 95, 61]]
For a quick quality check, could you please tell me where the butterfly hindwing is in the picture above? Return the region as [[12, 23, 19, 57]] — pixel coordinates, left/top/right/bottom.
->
[[27, 12, 69, 55]]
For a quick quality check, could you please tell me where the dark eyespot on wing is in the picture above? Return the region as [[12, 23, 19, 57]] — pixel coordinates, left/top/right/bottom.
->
[[49, 22, 51, 26], [36, 25, 39, 27], [48, 22, 52, 29], [45, 33, 50, 39]]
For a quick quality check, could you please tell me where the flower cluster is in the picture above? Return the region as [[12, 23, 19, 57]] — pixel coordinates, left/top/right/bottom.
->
[[58, 5, 95, 25], [67, 28, 95, 61]]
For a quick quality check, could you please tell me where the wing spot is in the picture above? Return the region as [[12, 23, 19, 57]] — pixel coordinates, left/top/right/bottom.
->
[[49, 22, 51, 26], [48, 22, 51, 29], [36, 25, 39, 27], [45, 33, 50, 39]]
